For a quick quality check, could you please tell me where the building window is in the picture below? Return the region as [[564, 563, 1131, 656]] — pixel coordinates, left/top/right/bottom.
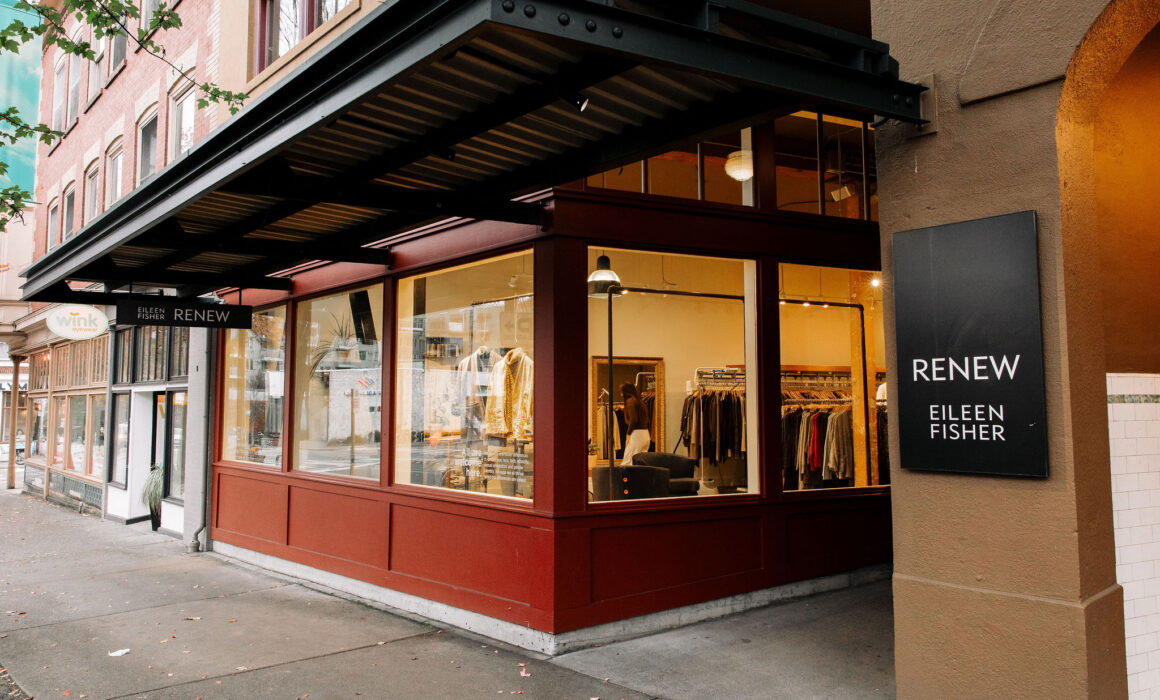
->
[[47, 201, 60, 249], [52, 396, 66, 465], [134, 326, 169, 382], [106, 146, 123, 205], [53, 344, 70, 387], [62, 186, 76, 239], [152, 390, 187, 499], [89, 395, 107, 478], [222, 306, 286, 465], [88, 36, 105, 102], [170, 326, 189, 378], [109, 393, 129, 484], [70, 340, 89, 386], [138, 114, 158, 183], [113, 328, 133, 384], [51, 59, 66, 131], [394, 251, 534, 498], [29, 352, 50, 392], [259, 0, 353, 70], [110, 28, 127, 69], [141, 0, 161, 32], [67, 33, 82, 125], [587, 129, 755, 208], [85, 166, 100, 223], [91, 333, 109, 381], [293, 284, 383, 480], [29, 397, 47, 459], [67, 395, 86, 471], [586, 248, 758, 502], [779, 263, 887, 491], [172, 90, 195, 159]]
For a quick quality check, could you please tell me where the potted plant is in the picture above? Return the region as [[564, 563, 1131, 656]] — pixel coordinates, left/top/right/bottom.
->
[[142, 465, 164, 531]]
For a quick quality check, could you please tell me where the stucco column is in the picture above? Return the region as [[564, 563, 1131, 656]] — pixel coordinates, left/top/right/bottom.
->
[[183, 327, 213, 551], [873, 0, 1126, 696]]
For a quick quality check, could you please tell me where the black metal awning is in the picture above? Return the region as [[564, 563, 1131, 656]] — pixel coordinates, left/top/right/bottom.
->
[[22, 0, 923, 302]]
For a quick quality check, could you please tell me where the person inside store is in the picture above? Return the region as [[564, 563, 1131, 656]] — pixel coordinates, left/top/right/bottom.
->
[[620, 382, 652, 465]]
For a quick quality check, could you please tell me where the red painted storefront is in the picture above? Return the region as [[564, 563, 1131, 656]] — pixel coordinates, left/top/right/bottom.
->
[[209, 184, 891, 634]]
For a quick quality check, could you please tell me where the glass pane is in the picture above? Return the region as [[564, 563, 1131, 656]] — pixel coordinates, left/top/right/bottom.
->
[[318, 0, 351, 22], [48, 205, 59, 247], [170, 326, 189, 377], [89, 395, 106, 479], [268, 0, 302, 65], [395, 251, 534, 499], [52, 63, 66, 131], [107, 152, 122, 203], [703, 129, 755, 206], [779, 263, 886, 491], [86, 170, 99, 222], [294, 285, 383, 480], [52, 397, 66, 465], [174, 93, 195, 157], [587, 161, 643, 193], [29, 398, 47, 458], [168, 392, 186, 498], [587, 248, 758, 502], [68, 395, 86, 471], [139, 117, 157, 181], [63, 190, 75, 238], [111, 394, 129, 484], [222, 307, 286, 465], [68, 50, 81, 124], [152, 393, 166, 467], [775, 111, 820, 214], [822, 115, 865, 219], [647, 146, 698, 200], [111, 32, 126, 66]]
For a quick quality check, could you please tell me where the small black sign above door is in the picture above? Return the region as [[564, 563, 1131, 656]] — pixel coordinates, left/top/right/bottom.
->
[[892, 210, 1048, 478], [116, 299, 253, 329]]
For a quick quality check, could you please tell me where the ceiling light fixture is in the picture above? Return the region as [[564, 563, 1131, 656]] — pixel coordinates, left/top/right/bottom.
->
[[587, 254, 621, 298], [724, 150, 753, 182]]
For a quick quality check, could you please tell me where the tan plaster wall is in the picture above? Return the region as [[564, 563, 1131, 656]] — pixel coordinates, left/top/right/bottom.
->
[[873, 0, 1131, 695], [1094, 27, 1160, 373]]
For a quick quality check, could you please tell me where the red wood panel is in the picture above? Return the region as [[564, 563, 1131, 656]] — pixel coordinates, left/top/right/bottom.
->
[[590, 517, 764, 601], [784, 506, 892, 581], [287, 486, 389, 568], [215, 472, 288, 544], [389, 504, 535, 603]]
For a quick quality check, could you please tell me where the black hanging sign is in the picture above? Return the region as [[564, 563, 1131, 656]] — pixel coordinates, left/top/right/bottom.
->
[[892, 210, 1048, 477], [116, 299, 253, 329]]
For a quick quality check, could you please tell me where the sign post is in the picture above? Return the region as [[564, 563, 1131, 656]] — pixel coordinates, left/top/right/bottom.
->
[[892, 210, 1049, 477]]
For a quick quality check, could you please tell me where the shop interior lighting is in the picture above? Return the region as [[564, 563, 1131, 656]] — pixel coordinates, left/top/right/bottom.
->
[[724, 150, 754, 181], [870, 277, 881, 288], [587, 254, 621, 298], [830, 185, 854, 201]]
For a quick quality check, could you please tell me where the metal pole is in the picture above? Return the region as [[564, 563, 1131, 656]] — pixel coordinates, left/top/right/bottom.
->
[[607, 288, 615, 501], [6, 357, 19, 490]]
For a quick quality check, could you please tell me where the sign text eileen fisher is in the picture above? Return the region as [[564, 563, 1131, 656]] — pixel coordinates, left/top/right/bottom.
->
[[116, 299, 253, 329]]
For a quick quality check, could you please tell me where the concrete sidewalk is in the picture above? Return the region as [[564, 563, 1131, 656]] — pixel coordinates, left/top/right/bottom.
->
[[0, 486, 894, 699]]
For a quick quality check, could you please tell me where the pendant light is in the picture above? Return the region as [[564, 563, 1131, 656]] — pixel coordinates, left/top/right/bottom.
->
[[724, 150, 753, 182], [587, 254, 621, 298]]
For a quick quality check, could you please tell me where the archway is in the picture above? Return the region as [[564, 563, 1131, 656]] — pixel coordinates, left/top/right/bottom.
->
[[1059, 1, 1160, 696]]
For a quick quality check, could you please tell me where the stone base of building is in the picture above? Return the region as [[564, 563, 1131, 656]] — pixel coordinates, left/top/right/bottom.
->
[[211, 540, 890, 655]]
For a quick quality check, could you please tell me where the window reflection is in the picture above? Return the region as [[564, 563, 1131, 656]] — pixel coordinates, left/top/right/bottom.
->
[[293, 285, 383, 480]]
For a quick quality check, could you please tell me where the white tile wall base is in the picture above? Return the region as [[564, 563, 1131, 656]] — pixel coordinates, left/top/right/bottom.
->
[[211, 540, 890, 656], [1108, 373, 1160, 699]]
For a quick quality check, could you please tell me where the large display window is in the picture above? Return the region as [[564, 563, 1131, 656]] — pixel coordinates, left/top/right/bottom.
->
[[221, 306, 286, 465], [779, 263, 887, 491], [587, 248, 759, 502], [394, 251, 534, 499], [293, 285, 383, 480]]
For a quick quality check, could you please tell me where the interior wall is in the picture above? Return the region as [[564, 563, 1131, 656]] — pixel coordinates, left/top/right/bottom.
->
[[1095, 24, 1160, 372]]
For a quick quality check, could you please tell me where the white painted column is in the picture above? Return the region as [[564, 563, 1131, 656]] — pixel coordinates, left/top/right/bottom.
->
[[183, 327, 212, 551]]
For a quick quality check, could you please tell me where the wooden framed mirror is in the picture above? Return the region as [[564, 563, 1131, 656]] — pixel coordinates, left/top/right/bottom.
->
[[590, 356, 665, 458]]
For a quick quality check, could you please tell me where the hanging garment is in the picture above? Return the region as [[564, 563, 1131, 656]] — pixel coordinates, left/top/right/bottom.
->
[[457, 347, 501, 441], [483, 348, 533, 439]]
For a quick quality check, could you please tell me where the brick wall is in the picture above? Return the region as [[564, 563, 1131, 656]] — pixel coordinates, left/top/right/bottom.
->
[[32, 1, 222, 262], [1108, 372, 1160, 697]]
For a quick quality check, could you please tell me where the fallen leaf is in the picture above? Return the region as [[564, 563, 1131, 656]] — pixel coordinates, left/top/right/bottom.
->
[[520, 669, 531, 678], [182, 650, 191, 654], [63, 692, 70, 696], [183, 617, 201, 621], [227, 618, 237, 623], [235, 666, 247, 671], [108, 649, 130, 657], [376, 641, 385, 646]]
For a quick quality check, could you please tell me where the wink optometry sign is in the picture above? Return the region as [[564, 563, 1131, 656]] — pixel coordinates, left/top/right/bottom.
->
[[47, 304, 109, 340]]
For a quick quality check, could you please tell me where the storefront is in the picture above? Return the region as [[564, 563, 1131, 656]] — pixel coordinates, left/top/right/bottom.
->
[[17, 0, 922, 650]]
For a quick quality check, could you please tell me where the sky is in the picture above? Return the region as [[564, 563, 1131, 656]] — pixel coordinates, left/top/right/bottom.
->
[[0, 0, 42, 193]]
